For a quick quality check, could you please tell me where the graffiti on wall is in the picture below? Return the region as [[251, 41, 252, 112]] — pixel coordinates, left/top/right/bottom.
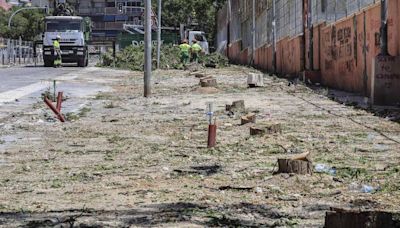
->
[[323, 24, 356, 74]]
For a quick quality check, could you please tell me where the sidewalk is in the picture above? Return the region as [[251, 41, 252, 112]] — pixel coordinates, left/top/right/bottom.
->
[[0, 66, 399, 227]]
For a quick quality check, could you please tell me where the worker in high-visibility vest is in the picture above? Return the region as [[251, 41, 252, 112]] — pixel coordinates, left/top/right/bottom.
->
[[179, 39, 190, 65], [53, 35, 62, 67], [190, 39, 202, 63]]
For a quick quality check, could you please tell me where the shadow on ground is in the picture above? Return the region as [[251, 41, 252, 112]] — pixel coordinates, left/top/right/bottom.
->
[[0, 202, 299, 227]]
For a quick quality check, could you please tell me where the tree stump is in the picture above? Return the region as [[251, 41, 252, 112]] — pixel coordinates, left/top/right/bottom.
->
[[325, 208, 400, 228], [226, 100, 245, 112], [241, 113, 256, 125], [277, 159, 313, 175], [200, 77, 217, 87], [250, 124, 281, 136], [190, 71, 206, 78], [195, 73, 206, 78]]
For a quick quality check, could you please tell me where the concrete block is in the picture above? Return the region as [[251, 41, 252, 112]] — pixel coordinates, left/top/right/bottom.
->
[[247, 73, 264, 87], [371, 56, 400, 105]]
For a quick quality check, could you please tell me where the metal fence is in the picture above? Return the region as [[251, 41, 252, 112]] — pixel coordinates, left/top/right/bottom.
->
[[0, 37, 42, 66], [311, 0, 378, 24], [217, 0, 380, 53]]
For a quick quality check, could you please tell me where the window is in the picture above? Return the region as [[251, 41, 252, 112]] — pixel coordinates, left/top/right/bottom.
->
[[194, 34, 204, 42], [46, 22, 82, 32], [106, 1, 115, 7]]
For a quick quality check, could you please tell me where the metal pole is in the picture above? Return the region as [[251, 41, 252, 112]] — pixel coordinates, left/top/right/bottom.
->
[[252, 0, 256, 65], [227, 0, 231, 59], [144, 0, 152, 97], [156, 0, 162, 69], [380, 0, 388, 55], [308, 0, 314, 70], [19, 37, 21, 65], [272, 0, 277, 73]]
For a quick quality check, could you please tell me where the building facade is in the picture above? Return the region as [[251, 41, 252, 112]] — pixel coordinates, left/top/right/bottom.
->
[[77, 0, 145, 41]]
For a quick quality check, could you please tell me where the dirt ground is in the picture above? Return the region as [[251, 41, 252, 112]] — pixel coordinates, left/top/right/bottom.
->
[[0, 66, 399, 227]]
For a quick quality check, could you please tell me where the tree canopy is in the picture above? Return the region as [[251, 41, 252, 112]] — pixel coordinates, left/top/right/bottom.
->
[[156, 0, 226, 42], [0, 7, 46, 40]]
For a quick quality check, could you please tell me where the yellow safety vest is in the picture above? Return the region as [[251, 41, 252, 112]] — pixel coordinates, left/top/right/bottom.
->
[[191, 43, 202, 53], [179, 43, 191, 54], [53, 40, 60, 50]]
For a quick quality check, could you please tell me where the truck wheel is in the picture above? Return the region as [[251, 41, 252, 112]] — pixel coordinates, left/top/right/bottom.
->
[[78, 58, 85, 67], [85, 55, 89, 66], [44, 59, 53, 67]]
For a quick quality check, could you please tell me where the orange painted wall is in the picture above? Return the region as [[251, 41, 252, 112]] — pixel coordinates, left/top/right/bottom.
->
[[224, 0, 400, 94], [253, 35, 303, 75]]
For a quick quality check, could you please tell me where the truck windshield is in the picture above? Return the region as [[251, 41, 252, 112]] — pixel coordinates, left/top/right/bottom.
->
[[46, 22, 82, 32]]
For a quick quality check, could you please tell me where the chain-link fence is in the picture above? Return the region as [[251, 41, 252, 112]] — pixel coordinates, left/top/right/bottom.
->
[[311, 0, 378, 25], [217, 0, 380, 55], [0, 37, 42, 66]]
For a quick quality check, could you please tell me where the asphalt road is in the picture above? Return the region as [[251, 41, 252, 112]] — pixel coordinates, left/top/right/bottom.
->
[[0, 63, 105, 120], [0, 65, 81, 93]]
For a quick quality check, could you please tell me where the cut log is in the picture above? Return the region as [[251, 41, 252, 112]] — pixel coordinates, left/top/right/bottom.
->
[[247, 73, 264, 87], [277, 159, 313, 175], [195, 73, 206, 78], [291, 152, 311, 162], [241, 113, 256, 125], [250, 124, 282, 136], [189, 71, 206, 78], [200, 77, 217, 87], [325, 208, 400, 228], [226, 100, 245, 112]]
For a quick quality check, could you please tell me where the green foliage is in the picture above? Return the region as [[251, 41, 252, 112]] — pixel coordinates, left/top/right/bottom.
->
[[0, 7, 46, 40], [98, 44, 228, 71], [98, 44, 182, 71], [155, 0, 226, 42]]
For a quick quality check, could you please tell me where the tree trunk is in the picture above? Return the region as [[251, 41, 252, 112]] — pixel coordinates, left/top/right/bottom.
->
[[277, 159, 313, 175], [325, 208, 400, 228]]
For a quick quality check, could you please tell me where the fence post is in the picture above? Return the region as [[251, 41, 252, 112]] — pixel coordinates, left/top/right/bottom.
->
[[7, 39, 11, 64], [252, 0, 256, 65], [272, 0, 277, 73], [334, 0, 337, 21]]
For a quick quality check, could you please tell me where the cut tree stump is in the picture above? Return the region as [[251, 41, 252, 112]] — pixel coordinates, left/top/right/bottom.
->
[[249, 124, 282, 136], [291, 151, 311, 161], [247, 73, 264, 87], [200, 77, 217, 87], [277, 159, 313, 175], [226, 100, 245, 112], [325, 208, 400, 228], [190, 71, 206, 78], [241, 113, 256, 125], [195, 73, 206, 78]]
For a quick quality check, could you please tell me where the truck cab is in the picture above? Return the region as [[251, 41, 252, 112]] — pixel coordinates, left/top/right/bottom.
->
[[43, 16, 89, 67], [186, 31, 209, 54]]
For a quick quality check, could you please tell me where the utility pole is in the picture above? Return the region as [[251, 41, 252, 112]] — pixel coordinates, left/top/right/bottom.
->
[[380, 0, 388, 55], [144, 0, 152, 97], [156, 0, 162, 69]]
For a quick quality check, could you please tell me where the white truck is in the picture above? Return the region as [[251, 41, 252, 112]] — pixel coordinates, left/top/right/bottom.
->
[[42, 16, 90, 67], [184, 30, 210, 54]]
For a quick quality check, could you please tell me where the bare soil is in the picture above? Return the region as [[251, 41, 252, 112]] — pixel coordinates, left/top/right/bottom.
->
[[0, 66, 399, 227]]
